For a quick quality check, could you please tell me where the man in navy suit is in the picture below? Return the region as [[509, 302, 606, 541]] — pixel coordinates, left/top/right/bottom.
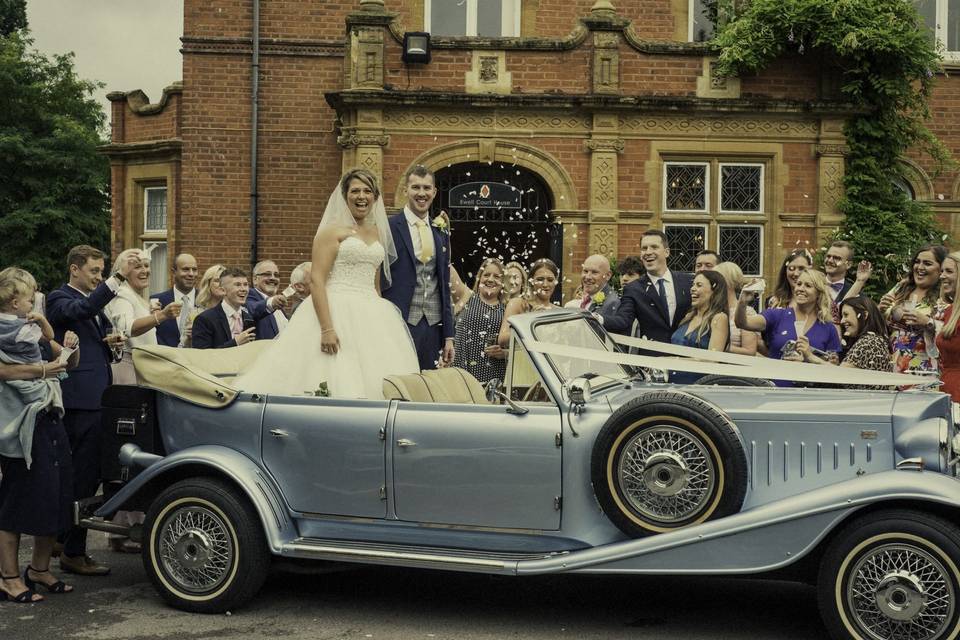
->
[[192, 267, 258, 349], [603, 229, 693, 344], [382, 166, 455, 371], [150, 253, 198, 347], [824, 241, 856, 304], [245, 260, 287, 340], [47, 245, 135, 576]]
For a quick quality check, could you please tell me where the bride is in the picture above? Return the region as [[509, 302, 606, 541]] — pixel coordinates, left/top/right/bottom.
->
[[235, 169, 419, 398]]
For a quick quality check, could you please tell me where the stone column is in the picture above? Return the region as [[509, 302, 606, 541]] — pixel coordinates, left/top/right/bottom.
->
[[585, 113, 623, 257], [815, 118, 849, 243], [337, 109, 390, 186], [345, 4, 393, 91]]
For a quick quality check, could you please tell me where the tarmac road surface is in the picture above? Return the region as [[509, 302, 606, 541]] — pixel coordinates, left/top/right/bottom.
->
[[4, 532, 828, 640]]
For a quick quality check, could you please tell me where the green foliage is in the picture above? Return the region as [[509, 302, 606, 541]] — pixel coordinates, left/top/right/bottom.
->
[[713, 0, 951, 298], [0, 32, 110, 291], [0, 0, 26, 36]]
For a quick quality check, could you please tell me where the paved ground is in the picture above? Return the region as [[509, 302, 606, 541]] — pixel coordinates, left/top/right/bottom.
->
[[3, 532, 829, 640]]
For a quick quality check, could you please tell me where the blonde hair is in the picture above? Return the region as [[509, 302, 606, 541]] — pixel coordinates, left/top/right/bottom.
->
[[472, 258, 507, 305], [196, 264, 226, 310], [0, 267, 36, 310], [713, 261, 745, 296], [503, 261, 529, 299], [112, 248, 151, 298], [797, 269, 834, 324], [941, 252, 960, 339]]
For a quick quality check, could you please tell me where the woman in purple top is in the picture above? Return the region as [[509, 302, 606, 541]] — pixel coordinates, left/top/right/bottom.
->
[[736, 270, 841, 385]]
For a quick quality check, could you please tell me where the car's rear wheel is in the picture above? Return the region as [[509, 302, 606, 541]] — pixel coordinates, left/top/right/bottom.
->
[[818, 509, 960, 640], [143, 477, 269, 613], [590, 390, 748, 537]]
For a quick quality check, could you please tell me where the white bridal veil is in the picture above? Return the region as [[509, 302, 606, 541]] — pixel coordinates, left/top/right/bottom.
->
[[316, 180, 398, 286]]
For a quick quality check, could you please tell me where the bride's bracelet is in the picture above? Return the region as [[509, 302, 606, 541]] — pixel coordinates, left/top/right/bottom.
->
[[321, 327, 336, 335]]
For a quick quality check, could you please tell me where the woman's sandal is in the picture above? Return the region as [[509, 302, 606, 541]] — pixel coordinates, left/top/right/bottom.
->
[[0, 574, 42, 603], [24, 566, 72, 594]]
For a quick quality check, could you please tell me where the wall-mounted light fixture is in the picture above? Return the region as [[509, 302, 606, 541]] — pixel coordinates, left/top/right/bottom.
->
[[402, 32, 431, 64]]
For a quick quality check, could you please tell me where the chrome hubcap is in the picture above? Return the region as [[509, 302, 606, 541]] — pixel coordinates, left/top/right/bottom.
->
[[617, 425, 715, 524], [641, 451, 689, 497], [158, 505, 234, 594], [848, 543, 954, 640]]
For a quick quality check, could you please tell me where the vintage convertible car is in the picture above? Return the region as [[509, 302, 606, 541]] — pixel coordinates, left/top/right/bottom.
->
[[83, 309, 960, 640]]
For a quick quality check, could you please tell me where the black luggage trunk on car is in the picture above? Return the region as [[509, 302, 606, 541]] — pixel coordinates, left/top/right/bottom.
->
[[100, 385, 162, 489]]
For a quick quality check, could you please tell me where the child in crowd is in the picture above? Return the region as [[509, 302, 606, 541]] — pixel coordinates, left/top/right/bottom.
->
[[0, 267, 79, 603]]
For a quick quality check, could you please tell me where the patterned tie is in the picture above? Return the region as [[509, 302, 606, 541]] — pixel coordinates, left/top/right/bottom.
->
[[230, 311, 243, 336], [829, 281, 845, 293], [178, 294, 192, 333], [415, 219, 434, 264]]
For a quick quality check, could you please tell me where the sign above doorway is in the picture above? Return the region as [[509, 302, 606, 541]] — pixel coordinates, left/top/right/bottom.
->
[[448, 182, 522, 210]]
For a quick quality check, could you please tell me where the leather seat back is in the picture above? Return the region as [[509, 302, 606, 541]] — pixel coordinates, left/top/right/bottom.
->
[[383, 367, 487, 404]]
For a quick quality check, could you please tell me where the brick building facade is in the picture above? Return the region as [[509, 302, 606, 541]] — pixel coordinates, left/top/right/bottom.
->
[[101, 0, 960, 299]]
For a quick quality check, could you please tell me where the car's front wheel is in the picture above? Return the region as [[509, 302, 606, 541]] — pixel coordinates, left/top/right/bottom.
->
[[818, 509, 960, 640], [143, 477, 270, 613]]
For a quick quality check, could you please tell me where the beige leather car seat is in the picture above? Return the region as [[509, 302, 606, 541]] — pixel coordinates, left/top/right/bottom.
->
[[382, 367, 487, 404]]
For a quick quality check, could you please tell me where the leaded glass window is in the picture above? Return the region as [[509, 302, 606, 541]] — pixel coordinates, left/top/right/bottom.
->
[[664, 224, 708, 273], [690, 0, 716, 42], [664, 163, 708, 212], [718, 225, 763, 276], [144, 187, 167, 233], [719, 163, 763, 213]]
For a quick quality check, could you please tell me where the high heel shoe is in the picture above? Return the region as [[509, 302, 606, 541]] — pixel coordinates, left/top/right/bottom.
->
[[0, 574, 42, 603], [24, 566, 72, 594]]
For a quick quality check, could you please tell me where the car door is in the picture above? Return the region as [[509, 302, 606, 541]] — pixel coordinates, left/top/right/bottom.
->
[[391, 400, 563, 531], [262, 395, 389, 518]]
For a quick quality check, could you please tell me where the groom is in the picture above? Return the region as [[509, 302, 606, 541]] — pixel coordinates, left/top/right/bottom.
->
[[383, 165, 455, 371]]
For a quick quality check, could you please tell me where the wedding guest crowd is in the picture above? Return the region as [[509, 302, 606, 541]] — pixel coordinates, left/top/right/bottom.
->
[[7, 167, 960, 607]]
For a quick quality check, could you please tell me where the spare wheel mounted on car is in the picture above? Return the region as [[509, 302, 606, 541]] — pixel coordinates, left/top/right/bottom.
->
[[591, 390, 749, 537]]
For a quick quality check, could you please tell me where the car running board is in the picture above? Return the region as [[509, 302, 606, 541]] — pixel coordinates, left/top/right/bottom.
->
[[282, 537, 567, 574]]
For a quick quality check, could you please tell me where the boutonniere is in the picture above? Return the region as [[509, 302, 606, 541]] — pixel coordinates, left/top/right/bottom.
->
[[592, 291, 606, 306], [313, 381, 330, 397], [431, 211, 451, 235]]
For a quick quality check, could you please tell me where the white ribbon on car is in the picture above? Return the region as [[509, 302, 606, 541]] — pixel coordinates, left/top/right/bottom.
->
[[523, 337, 937, 388]]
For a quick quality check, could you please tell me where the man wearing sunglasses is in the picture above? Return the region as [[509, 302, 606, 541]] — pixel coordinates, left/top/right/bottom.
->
[[245, 260, 288, 340]]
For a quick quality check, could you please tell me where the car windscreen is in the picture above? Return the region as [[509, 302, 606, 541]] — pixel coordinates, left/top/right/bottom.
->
[[531, 316, 631, 384]]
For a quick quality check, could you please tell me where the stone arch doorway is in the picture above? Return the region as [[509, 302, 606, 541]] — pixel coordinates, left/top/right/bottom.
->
[[431, 162, 562, 300]]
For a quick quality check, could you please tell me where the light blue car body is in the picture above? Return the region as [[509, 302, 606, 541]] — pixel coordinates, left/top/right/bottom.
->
[[97, 309, 960, 576]]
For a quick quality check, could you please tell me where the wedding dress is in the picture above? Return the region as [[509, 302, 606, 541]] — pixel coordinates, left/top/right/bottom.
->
[[234, 235, 419, 399]]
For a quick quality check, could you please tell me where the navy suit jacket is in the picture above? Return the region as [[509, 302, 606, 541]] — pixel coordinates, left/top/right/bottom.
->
[[46, 282, 118, 410], [603, 271, 694, 343], [245, 288, 279, 340], [150, 288, 196, 347], [382, 212, 455, 340], [192, 305, 254, 349]]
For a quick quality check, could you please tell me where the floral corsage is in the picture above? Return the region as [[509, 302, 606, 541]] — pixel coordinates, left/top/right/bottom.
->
[[431, 210, 451, 235]]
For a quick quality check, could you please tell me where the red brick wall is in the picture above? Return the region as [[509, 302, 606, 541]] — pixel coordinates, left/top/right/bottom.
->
[[782, 142, 817, 214]]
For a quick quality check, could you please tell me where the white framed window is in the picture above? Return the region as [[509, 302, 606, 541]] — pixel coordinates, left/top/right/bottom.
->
[[143, 186, 168, 233], [718, 163, 764, 214], [718, 224, 763, 276], [425, 0, 522, 37], [143, 241, 168, 294], [664, 223, 709, 273], [689, 0, 716, 42], [914, 0, 960, 61], [663, 162, 709, 213]]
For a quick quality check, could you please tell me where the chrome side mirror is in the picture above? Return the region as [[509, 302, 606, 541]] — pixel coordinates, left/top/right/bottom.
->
[[484, 378, 528, 416], [568, 377, 592, 416]]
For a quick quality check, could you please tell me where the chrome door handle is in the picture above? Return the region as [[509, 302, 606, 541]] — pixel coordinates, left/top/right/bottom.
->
[[269, 429, 289, 438], [396, 438, 417, 447]]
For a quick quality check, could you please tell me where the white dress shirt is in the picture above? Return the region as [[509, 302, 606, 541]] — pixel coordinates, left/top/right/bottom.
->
[[403, 205, 435, 261], [649, 270, 677, 324]]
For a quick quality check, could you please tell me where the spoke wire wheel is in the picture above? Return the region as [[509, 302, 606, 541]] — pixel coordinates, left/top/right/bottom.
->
[[149, 497, 239, 602], [606, 415, 724, 532], [837, 534, 960, 640]]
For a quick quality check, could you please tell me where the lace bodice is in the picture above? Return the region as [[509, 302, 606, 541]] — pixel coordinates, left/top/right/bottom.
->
[[327, 236, 384, 294]]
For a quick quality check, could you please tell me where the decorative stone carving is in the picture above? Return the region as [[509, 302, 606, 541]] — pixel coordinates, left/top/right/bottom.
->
[[350, 27, 384, 89], [814, 143, 850, 157], [337, 133, 390, 149], [695, 57, 741, 99], [592, 32, 620, 95], [585, 138, 625, 153], [466, 51, 512, 95], [618, 115, 818, 139], [589, 224, 618, 257], [383, 110, 591, 133], [817, 156, 845, 218], [589, 152, 619, 221]]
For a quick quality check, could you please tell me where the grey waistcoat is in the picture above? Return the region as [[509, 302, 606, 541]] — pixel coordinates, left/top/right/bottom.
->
[[407, 253, 442, 326]]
